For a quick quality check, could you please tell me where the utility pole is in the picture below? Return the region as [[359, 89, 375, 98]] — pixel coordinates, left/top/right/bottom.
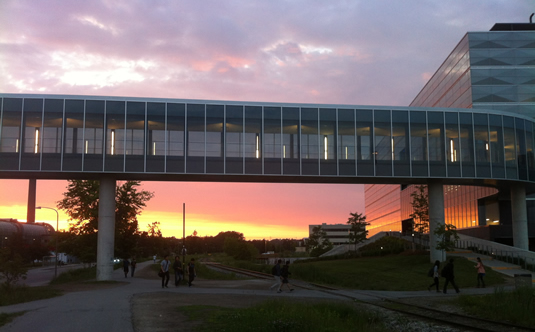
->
[[182, 203, 186, 265]]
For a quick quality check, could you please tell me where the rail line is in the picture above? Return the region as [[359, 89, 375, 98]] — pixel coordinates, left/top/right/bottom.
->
[[203, 262, 535, 332]]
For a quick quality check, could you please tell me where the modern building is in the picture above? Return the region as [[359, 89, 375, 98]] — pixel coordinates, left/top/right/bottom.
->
[[309, 223, 351, 245], [365, 21, 535, 248]]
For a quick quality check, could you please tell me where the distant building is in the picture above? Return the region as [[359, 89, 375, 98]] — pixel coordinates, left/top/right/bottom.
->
[[309, 223, 351, 245]]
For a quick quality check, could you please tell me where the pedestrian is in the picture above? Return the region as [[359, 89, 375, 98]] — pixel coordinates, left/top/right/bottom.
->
[[160, 255, 170, 288], [153, 255, 157, 263], [427, 260, 440, 293], [269, 259, 282, 291], [475, 257, 486, 288], [130, 258, 137, 277], [278, 261, 294, 293], [187, 258, 196, 287], [442, 258, 460, 294], [123, 258, 130, 278], [173, 256, 184, 287]]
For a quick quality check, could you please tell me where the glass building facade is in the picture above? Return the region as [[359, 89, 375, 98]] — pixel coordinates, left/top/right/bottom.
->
[[367, 23, 535, 243], [2, 95, 535, 186]]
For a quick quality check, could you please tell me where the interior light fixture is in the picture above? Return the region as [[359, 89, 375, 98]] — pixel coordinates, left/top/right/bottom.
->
[[15, 139, 19, 153], [283, 145, 286, 158], [391, 137, 394, 160], [85, 141, 89, 154], [486, 142, 489, 151], [324, 136, 328, 160], [34, 128, 40, 153], [345, 146, 348, 160], [153, 142, 156, 156], [111, 129, 116, 155]]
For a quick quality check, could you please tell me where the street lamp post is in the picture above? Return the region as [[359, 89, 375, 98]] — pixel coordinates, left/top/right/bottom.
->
[[36, 206, 59, 278]]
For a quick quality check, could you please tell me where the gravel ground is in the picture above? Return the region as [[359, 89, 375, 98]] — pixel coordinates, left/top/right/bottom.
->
[[129, 265, 466, 332]]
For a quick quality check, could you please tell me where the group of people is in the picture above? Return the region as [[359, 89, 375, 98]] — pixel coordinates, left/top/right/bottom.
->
[[159, 255, 196, 288], [270, 259, 294, 293], [428, 257, 486, 294], [122, 258, 137, 278]]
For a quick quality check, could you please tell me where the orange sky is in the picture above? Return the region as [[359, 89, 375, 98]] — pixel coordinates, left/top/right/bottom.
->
[[0, 179, 365, 240]]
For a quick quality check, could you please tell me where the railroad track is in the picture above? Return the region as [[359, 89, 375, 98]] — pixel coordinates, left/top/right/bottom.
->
[[203, 261, 535, 332]]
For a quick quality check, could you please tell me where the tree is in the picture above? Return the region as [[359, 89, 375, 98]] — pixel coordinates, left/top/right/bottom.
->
[[0, 249, 27, 290], [346, 212, 369, 250], [147, 222, 162, 237], [409, 185, 429, 236], [307, 226, 333, 257], [434, 224, 460, 253], [57, 180, 154, 260]]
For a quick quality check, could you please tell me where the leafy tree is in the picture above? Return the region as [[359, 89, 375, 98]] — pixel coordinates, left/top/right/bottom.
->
[[307, 226, 333, 257], [147, 221, 162, 237], [223, 237, 258, 260], [0, 249, 27, 290], [57, 180, 154, 260], [346, 212, 369, 249], [409, 185, 429, 235], [434, 224, 460, 252]]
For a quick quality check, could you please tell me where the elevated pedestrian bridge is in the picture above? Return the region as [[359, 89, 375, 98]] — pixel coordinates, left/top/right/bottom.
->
[[1, 94, 533, 279]]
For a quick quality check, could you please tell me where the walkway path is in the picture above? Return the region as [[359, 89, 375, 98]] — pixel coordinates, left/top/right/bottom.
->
[[0, 257, 532, 332]]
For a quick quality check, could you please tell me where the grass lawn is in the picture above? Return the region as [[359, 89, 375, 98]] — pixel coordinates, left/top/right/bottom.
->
[[454, 287, 535, 328], [0, 312, 25, 328], [0, 286, 62, 306], [180, 299, 388, 332], [286, 252, 507, 291]]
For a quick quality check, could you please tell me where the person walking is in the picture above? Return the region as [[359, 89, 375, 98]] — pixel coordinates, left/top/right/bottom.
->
[[187, 258, 196, 287], [428, 260, 441, 293], [442, 258, 460, 294], [270, 259, 282, 291], [153, 255, 157, 263], [278, 261, 294, 293], [122, 258, 130, 278], [160, 255, 170, 288], [130, 258, 137, 277], [173, 256, 184, 287], [475, 257, 486, 288]]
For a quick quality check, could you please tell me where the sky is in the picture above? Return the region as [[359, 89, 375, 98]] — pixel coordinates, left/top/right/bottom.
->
[[0, 0, 532, 239]]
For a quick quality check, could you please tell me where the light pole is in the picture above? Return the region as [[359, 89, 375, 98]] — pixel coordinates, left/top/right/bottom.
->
[[36, 206, 59, 278]]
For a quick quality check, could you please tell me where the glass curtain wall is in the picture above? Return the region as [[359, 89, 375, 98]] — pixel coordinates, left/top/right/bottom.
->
[[503, 116, 517, 179], [460, 113, 475, 177], [428, 112, 445, 177], [474, 113, 491, 178], [225, 105, 244, 174], [489, 114, 505, 178]]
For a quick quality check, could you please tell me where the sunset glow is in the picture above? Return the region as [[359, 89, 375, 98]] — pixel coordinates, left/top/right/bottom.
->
[[0, 1, 529, 240]]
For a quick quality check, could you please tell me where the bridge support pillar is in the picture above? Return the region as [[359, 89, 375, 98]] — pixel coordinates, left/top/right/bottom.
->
[[27, 179, 36, 223], [511, 183, 529, 250], [97, 177, 116, 281], [428, 181, 445, 262]]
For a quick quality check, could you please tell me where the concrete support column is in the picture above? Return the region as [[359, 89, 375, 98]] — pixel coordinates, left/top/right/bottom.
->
[[27, 179, 36, 223], [428, 181, 445, 263], [97, 177, 116, 281], [511, 183, 529, 250]]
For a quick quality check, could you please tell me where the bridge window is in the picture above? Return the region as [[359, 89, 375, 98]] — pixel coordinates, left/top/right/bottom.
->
[[515, 118, 527, 180], [264, 106, 281, 174], [0, 98, 22, 154], [125, 102, 145, 156], [392, 110, 409, 176], [301, 108, 319, 175], [147, 102, 166, 156], [41, 99, 63, 170], [166, 103, 185, 173], [338, 108, 355, 176], [226, 105, 243, 173], [410, 111, 428, 176], [460, 113, 475, 177], [374, 110, 392, 176], [283, 107, 299, 175], [356, 109, 373, 176], [21, 98, 43, 170], [445, 112, 461, 177], [245, 106, 262, 174], [105, 101, 126, 172], [428, 112, 445, 176], [528, 123, 535, 181], [206, 104, 224, 173], [63, 99, 85, 171]]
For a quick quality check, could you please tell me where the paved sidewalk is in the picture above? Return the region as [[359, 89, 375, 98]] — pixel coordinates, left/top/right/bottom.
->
[[0, 258, 532, 332]]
